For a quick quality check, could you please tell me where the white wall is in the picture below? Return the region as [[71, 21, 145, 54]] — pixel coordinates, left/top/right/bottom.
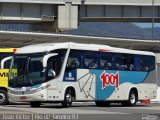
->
[[152, 54, 160, 102]]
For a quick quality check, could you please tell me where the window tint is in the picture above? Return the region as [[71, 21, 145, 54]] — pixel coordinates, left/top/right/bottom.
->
[[84, 51, 98, 69], [127, 55, 134, 71], [47, 49, 67, 80], [140, 56, 155, 71], [66, 50, 82, 71], [134, 55, 142, 71], [114, 54, 128, 70], [64, 50, 155, 72], [100, 53, 113, 70], [131, 55, 155, 72], [47, 57, 57, 80]]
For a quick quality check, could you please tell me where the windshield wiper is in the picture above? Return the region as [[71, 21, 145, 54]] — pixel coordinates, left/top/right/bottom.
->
[[26, 76, 34, 86], [17, 75, 25, 78]]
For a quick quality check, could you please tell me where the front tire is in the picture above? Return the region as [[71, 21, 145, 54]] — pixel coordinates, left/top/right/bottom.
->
[[62, 90, 72, 108], [0, 90, 8, 105], [30, 101, 41, 108]]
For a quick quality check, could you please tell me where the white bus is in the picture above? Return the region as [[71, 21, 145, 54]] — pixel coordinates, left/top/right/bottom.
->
[[7, 42, 157, 107]]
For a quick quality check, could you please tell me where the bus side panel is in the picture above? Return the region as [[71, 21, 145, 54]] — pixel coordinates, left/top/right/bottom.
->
[[76, 69, 96, 100], [62, 69, 156, 101], [135, 70, 157, 100], [89, 69, 156, 101], [62, 69, 96, 101], [0, 69, 9, 88]]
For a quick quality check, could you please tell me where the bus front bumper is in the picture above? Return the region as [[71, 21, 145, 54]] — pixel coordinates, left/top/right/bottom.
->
[[8, 89, 48, 102]]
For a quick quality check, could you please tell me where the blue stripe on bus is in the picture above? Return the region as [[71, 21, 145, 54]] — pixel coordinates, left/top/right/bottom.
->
[[89, 70, 148, 100], [32, 84, 41, 88]]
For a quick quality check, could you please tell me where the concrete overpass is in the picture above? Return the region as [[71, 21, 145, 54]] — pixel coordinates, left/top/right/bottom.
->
[[0, 0, 160, 31], [0, 30, 160, 52]]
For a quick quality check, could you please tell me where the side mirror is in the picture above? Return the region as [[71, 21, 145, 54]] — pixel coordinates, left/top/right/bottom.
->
[[1, 56, 13, 69], [43, 53, 58, 68]]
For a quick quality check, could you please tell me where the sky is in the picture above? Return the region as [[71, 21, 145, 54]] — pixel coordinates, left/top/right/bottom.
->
[[134, 23, 160, 28]]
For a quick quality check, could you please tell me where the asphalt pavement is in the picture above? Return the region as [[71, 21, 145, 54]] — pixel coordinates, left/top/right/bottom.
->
[[0, 103, 159, 120]]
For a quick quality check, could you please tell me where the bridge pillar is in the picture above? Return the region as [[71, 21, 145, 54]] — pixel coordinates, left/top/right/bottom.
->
[[58, 3, 78, 31], [30, 3, 79, 32]]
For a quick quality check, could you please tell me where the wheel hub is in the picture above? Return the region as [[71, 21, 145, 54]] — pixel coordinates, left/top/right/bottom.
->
[[0, 93, 5, 103], [66, 94, 72, 103], [130, 93, 136, 104]]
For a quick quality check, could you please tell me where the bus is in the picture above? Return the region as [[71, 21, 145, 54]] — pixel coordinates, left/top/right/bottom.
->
[[0, 48, 16, 105], [7, 42, 157, 107]]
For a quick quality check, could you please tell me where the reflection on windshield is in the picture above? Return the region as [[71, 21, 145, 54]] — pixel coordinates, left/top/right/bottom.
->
[[9, 53, 45, 87]]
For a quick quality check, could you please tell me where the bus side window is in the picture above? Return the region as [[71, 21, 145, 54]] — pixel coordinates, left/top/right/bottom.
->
[[66, 50, 82, 71], [47, 57, 56, 80], [100, 52, 113, 70], [114, 54, 128, 70], [141, 57, 148, 71], [141, 56, 155, 72], [83, 51, 99, 69], [134, 55, 155, 72], [67, 59, 80, 69], [89, 60, 98, 69], [127, 55, 134, 71], [46, 50, 66, 80], [134, 55, 142, 71]]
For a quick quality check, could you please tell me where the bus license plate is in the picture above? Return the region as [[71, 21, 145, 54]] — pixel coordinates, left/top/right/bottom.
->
[[20, 96, 27, 100]]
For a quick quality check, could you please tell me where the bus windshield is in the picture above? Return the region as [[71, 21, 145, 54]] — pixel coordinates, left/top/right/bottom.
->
[[0, 52, 13, 69], [9, 53, 45, 87]]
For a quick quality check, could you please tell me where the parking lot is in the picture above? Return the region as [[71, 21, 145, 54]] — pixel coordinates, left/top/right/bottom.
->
[[0, 103, 160, 120]]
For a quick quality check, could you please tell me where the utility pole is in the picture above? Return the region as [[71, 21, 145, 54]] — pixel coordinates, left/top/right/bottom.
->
[[152, 0, 155, 40]]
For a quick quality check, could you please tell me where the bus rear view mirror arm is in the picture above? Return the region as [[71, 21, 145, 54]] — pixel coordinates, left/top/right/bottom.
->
[[43, 53, 58, 68], [1, 56, 13, 69]]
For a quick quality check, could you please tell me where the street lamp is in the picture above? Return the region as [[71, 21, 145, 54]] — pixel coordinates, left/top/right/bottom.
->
[[152, 0, 155, 40]]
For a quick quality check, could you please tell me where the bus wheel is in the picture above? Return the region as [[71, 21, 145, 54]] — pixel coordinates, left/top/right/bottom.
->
[[30, 101, 41, 108], [62, 90, 72, 108], [0, 90, 8, 105], [95, 101, 110, 107], [128, 90, 137, 106]]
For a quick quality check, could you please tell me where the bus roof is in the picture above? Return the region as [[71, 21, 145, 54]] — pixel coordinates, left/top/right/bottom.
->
[[15, 42, 155, 56], [0, 48, 16, 53]]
